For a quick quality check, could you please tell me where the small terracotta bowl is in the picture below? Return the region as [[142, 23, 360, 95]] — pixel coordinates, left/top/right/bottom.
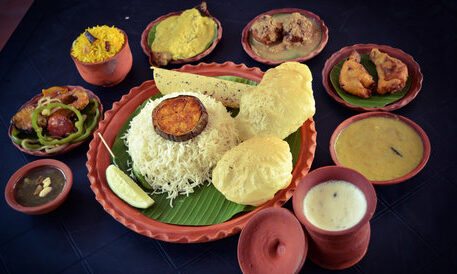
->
[[140, 9, 223, 66], [5, 159, 73, 215], [71, 29, 132, 87], [329, 111, 431, 185], [237, 208, 308, 274], [322, 44, 423, 111], [8, 85, 103, 157], [241, 8, 329, 65], [292, 166, 377, 270]]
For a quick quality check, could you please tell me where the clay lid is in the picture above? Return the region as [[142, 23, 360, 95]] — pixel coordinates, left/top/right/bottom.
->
[[329, 111, 431, 185], [8, 85, 103, 156], [241, 8, 329, 65], [322, 44, 423, 112], [237, 208, 307, 274], [5, 159, 73, 215], [140, 7, 223, 66]]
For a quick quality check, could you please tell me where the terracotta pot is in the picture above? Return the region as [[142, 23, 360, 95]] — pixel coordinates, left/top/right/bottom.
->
[[292, 166, 377, 270], [241, 8, 329, 65], [237, 208, 308, 274], [8, 85, 103, 156], [71, 30, 132, 87], [329, 111, 431, 185], [5, 159, 73, 215]]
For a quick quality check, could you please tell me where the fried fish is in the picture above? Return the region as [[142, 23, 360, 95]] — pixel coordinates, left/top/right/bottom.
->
[[339, 51, 375, 99], [370, 48, 408, 94]]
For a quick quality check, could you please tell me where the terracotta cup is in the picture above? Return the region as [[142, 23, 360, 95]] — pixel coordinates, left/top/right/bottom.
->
[[70, 29, 132, 87], [292, 166, 377, 270], [5, 159, 73, 215]]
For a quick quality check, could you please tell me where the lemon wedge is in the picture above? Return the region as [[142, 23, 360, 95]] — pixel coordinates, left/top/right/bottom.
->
[[106, 165, 154, 208]]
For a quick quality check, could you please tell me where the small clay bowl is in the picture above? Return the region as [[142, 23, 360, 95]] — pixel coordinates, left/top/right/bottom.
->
[[5, 159, 73, 215], [241, 8, 329, 65], [329, 111, 431, 185], [237, 208, 307, 274], [322, 44, 423, 112], [8, 85, 103, 157], [292, 166, 377, 270], [71, 29, 132, 87], [140, 8, 223, 66]]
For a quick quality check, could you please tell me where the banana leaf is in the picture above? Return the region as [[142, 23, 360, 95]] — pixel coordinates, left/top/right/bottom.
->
[[111, 76, 301, 226], [330, 54, 411, 108]]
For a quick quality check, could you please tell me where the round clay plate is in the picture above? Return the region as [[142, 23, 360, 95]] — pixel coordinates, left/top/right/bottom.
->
[[86, 62, 317, 243], [329, 112, 430, 185], [238, 207, 308, 274], [241, 8, 329, 65], [140, 9, 222, 66], [322, 44, 423, 112], [8, 86, 103, 156]]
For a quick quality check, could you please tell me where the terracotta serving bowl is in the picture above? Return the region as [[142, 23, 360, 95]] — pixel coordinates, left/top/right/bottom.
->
[[71, 29, 132, 87], [241, 8, 329, 65], [8, 85, 103, 157], [237, 208, 308, 274], [322, 44, 423, 112], [292, 166, 377, 270], [329, 111, 431, 185], [86, 62, 317, 243], [5, 159, 73, 215], [140, 8, 223, 66]]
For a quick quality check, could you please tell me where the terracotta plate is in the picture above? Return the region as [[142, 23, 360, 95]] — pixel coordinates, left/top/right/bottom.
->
[[329, 112, 431, 185], [140, 9, 222, 66], [86, 62, 317, 243], [241, 8, 329, 65], [322, 44, 423, 112], [8, 86, 103, 156]]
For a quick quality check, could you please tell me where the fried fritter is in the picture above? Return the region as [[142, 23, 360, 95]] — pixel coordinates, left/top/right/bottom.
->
[[370, 48, 408, 94], [282, 12, 313, 44], [251, 15, 283, 44], [339, 51, 375, 99]]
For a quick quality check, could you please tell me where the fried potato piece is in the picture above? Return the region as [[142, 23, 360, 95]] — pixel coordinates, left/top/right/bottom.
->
[[370, 48, 408, 94], [251, 15, 283, 44], [339, 51, 375, 99]]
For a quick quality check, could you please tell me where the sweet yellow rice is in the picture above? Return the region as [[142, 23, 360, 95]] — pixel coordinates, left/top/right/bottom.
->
[[71, 25, 125, 63]]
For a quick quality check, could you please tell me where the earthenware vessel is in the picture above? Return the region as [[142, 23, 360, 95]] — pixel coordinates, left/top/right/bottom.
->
[[237, 208, 308, 274], [8, 85, 103, 156], [5, 159, 73, 215], [86, 62, 317, 243], [71, 30, 132, 87], [322, 44, 423, 111], [241, 8, 329, 65], [292, 166, 377, 270], [329, 111, 431, 185]]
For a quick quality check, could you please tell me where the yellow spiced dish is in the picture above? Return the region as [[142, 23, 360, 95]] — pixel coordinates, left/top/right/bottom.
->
[[151, 8, 216, 61], [335, 116, 424, 181]]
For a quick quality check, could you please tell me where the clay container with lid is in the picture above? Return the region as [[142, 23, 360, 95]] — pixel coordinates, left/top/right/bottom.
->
[[71, 29, 132, 87], [292, 166, 377, 270]]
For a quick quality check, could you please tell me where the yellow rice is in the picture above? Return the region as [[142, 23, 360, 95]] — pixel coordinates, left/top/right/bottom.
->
[[71, 25, 125, 63]]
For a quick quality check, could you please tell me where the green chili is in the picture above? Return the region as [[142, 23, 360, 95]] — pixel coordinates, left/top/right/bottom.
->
[[31, 102, 84, 145], [73, 99, 100, 142]]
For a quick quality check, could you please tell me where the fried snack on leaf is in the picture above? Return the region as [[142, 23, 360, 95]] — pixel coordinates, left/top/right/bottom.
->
[[339, 51, 375, 99], [370, 48, 408, 94]]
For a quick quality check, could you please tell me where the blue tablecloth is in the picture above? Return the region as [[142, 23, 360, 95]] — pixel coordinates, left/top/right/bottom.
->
[[1, 0, 456, 273]]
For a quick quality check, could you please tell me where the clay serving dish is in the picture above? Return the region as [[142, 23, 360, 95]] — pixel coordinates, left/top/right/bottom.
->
[[329, 111, 431, 185], [322, 44, 423, 111], [140, 6, 223, 66], [241, 8, 329, 65], [71, 29, 132, 87], [238, 208, 308, 274], [292, 166, 377, 270], [86, 62, 317, 243], [8, 85, 103, 157], [5, 159, 73, 215]]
